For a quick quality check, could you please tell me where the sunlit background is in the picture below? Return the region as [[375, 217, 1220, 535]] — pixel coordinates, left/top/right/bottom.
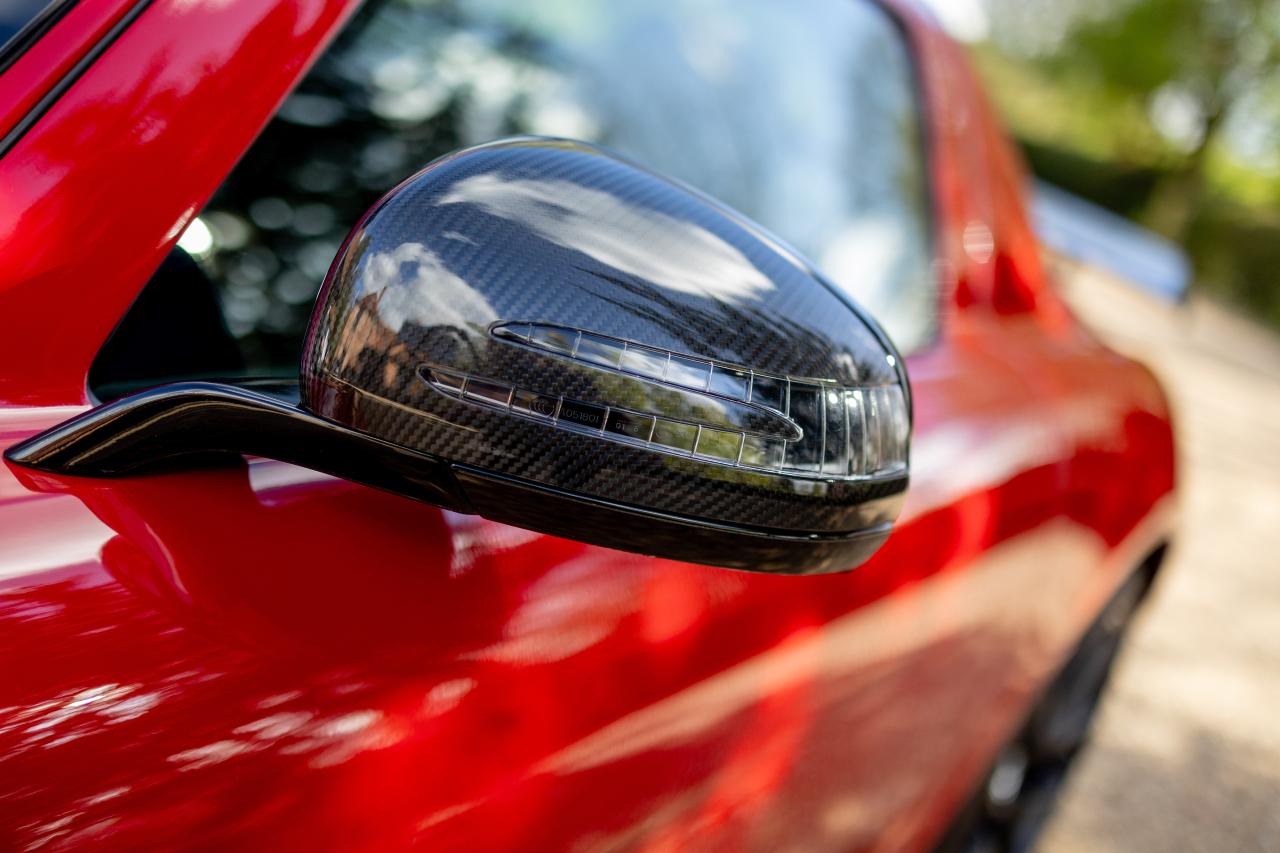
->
[[930, 0, 1280, 321], [922, 1, 1280, 850]]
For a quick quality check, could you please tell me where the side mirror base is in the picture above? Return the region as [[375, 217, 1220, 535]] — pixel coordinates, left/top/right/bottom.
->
[[3, 382, 474, 513], [6, 380, 896, 574]]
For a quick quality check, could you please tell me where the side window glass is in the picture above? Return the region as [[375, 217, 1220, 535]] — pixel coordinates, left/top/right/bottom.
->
[[92, 0, 933, 397], [0, 0, 62, 50]]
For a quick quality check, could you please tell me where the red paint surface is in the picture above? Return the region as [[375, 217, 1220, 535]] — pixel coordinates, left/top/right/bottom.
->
[[0, 0, 140, 138], [0, 0, 1176, 850]]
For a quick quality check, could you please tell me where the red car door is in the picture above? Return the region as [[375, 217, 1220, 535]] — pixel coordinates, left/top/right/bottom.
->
[[0, 0, 1175, 850]]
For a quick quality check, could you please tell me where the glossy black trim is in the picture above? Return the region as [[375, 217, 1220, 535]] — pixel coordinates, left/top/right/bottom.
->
[[0, 0, 77, 76], [4, 381, 474, 512], [0, 0, 152, 158], [454, 466, 893, 575], [6, 379, 897, 574]]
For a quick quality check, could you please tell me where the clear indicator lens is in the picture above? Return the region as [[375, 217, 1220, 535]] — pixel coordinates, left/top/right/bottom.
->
[[749, 374, 786, 412], [708, 366, 751, 401], [620, 345, 668, 379], [845, 389, 865, 476], [426, 366, 906, 479], [881, 385, 909, 468], [605, 410, 655, 442], [575, 334, 625, 368], [666, 355, 711, 389], [432, 325, 910, 479], [823, 390, 849, 475], [695, 428, 744, 463], [740, 435, 785, 470], [652, 419, 698, 452], [530, 326, 577, 355], [464, 378, 512, 406]]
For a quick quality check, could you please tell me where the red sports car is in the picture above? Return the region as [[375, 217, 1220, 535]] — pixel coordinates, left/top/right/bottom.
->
[[0, 0, 1175, 849]]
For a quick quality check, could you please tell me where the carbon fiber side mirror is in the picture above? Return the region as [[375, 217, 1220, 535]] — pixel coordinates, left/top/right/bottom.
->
[[9, 138, 910, 574], [302, 138, 910, 572]]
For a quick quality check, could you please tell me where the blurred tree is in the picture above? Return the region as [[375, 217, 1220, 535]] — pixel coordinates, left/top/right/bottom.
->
[[986, 0, 1280, 241]]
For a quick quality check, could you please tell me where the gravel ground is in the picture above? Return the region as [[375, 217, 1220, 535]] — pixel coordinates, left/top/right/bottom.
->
[[1037, 270, 1280, 852]]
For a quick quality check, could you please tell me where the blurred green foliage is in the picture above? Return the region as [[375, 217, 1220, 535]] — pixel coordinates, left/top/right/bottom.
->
[[974, 0, 1280, 325]]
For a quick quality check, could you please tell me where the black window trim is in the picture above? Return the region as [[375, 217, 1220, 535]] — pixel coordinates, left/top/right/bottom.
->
[[0, 0, 154, 158], [0, 0, 78, 76]]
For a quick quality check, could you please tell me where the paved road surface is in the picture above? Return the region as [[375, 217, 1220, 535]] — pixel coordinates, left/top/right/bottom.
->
[[1038, 270, 1280, 852]]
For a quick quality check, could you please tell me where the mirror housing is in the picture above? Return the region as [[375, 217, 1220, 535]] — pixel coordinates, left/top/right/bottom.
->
[[302, 138, 910, 571], [9, 138, 911, 574]]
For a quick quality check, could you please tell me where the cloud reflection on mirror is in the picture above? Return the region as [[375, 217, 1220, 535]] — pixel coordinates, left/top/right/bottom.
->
[[358, 241, 498, 333], [437, 173, 775, 304]]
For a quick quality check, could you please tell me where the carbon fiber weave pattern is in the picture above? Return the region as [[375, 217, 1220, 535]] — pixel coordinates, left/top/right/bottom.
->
[[302, 138, 909, 537]]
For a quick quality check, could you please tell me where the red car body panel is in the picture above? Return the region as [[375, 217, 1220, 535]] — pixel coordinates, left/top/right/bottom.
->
[[0, 0, 139, 140], [0, 0, 1176, 850]]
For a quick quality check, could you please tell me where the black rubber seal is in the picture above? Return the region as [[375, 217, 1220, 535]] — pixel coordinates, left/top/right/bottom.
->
[[0, 0, 153, 158], [0, 0, 79, 76]]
